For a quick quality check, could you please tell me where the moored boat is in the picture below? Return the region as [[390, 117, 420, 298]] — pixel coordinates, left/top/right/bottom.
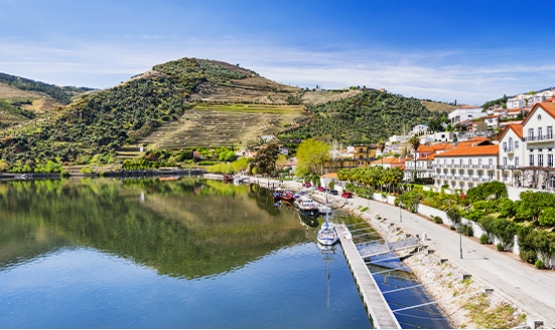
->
[[294, 195, 320, 216], [317, 221, 338, 246]]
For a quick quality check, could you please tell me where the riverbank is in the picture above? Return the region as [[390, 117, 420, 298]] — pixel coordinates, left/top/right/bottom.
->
[[248, 177, 532, 329]]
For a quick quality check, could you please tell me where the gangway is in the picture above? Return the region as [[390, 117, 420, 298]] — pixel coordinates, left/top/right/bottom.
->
[[359, 237, 421, 259]]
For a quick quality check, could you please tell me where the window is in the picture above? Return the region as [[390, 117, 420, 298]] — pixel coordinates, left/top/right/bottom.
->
[[549, 126, 553, 139], [539, 154, 544, 167], [459, 159, 463, 167], [443, 159, 446, 165], [530, 154, 535, 166], [489, 159, 493, 166], [509, 137, 513, 150], [539, 127, 543, 140], [515, 157, 519, 167], [503, 157, 507, 166], [468, 159, 472, 165], [478, 159, 482, 166], [503, 142, 507, 151], [515, 141, 519, 149], [549, 154, 553, 167], [451, 159, 454, 165], [529, 128, 534, 140]]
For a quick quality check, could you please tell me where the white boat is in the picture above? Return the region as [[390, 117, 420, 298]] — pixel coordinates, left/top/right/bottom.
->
[[317, 221, 338, 246], [294, 195, 320, 216], [318, 203, 332, 215]]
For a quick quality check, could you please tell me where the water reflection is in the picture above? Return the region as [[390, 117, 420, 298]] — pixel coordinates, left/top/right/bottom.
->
[[0, 179, 307, 279]]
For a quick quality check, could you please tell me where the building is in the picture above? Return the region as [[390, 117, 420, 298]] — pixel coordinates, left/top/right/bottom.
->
[[448, 106, 487, 125], [484, 115, 500, 128], [433, 145, 499, 190], [497, 123, 524, 186], [507, 97, 526, 109]]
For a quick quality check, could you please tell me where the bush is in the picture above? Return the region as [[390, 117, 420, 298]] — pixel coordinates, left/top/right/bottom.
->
[[496, 243, 504, 251], [520, 250, 538, 264], [479, 234, 489, 244], [535, 259, 544, 269], [461, 224, 474, 237], [433, 216, 443, 224], [450, 225, 456, 230]]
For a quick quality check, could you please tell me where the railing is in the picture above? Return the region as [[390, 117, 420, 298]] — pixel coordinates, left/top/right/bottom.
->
[[503, 147, 514, 152], [525, 134, 554, 142], [471, 164, 480, 168]]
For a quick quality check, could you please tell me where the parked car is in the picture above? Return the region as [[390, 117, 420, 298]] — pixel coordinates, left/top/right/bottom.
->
[[302, 182, 312, 188], [317, 186, 325, 192], [329, 189, 339, 195], [341, 191, 353, 198]]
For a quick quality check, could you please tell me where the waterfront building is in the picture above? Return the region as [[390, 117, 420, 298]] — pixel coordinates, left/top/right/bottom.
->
[[497, 123, 524, 186], [433, 145, 499, 190]]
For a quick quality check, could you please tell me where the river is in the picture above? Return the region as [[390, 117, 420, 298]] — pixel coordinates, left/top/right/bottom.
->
[[0, 178, 450, 328]]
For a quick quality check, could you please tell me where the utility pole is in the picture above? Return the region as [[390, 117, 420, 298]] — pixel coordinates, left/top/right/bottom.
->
[[399, 202, 402, 223]]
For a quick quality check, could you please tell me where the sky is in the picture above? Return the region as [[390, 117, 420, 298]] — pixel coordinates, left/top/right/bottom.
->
[[1, 0, 554, 105]]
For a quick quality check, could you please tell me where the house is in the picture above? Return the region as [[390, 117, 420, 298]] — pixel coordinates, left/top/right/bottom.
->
[[433, 145, 499, 191], [432, 131, 456, 142], [484, 115, 500, 128], [497, 123, 524, 186], [507, 97, 526, 109], [448, 106, 487, 125], [369, 157, 398, 168]]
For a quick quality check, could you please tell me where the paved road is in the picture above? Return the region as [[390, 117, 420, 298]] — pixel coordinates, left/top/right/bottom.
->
[[252, 178, 555, 327]]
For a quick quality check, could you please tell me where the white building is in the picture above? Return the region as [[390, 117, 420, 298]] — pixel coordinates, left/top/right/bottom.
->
[[433, 145, 499, 191], [497, 123, 524, 186], [432, 131, 456, 142], [448, 106, 487, 125], [507, 97, 526, 109], [484, 115, 500, 128]]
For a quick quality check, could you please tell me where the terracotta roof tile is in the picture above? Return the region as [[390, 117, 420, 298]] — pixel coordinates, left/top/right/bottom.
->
[[434, 145, 499, 157]]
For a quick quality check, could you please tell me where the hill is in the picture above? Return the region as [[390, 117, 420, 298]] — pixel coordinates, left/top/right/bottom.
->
[[0, 57, 447, 171], [280, 90, 444, 144], [420, 100, 457, 112]]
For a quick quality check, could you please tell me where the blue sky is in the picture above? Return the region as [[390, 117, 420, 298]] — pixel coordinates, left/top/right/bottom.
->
[[1, 0, 554, 105]]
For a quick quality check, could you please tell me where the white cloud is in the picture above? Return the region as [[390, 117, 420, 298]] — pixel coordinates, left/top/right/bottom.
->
[[0, 37, 553, 104]]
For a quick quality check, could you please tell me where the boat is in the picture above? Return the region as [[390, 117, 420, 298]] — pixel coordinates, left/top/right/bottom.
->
[[294, 195, 320, 216], [318, 203, 332, 215], [317, 220, 338, 246], [281, 191, 296, 203]]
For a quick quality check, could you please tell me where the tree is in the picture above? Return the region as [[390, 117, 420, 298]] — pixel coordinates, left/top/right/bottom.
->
[[295, 138, 330, 176], [515, 191, 555, 223], [446, 207, 462, 227], [407, 135, 420, 182], [253, 143, 280, 175], [376, 139, 386, 166], [539, 207, 555, 227]]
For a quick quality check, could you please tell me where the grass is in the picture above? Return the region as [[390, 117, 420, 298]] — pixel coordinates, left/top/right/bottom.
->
[[465, 294, 525, 328], [193, 104, 303, 114]]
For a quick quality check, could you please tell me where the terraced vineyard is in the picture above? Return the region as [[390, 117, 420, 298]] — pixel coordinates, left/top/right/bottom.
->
[[140, 104, 307, 149]]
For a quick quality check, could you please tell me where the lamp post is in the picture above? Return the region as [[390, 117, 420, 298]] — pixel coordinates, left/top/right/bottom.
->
[[458, 226, 463, 259], [399, 201, 402, 223]]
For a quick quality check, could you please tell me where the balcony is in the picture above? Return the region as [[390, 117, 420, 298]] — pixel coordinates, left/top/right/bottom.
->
[[524, 134, 554, 143], [503, 146, 514, 154]]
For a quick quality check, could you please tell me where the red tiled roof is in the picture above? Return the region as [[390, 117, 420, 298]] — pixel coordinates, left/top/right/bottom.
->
[[434, 145, 499, 157], [522, 102, 555, 126]]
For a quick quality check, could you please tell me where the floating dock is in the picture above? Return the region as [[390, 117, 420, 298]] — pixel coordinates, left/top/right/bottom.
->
[[336, 224, 401, 329]]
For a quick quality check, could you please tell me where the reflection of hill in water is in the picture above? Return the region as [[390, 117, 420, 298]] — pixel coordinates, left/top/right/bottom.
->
[[0, 179, 306, 279]]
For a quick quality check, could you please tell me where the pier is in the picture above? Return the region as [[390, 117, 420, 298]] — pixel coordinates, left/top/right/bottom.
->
[[336, 224, 402, 329]]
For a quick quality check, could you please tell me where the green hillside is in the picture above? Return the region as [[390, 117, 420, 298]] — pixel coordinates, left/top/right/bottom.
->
[[280, 90, 444, 144]]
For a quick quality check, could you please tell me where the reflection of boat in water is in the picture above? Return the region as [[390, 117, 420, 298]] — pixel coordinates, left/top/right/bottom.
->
[[294, 196, 320, 216], [318, 241, 336, 309], [298, 213, 319, 228]]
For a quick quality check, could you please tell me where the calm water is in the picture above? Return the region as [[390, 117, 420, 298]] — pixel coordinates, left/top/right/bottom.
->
[[0, 178, 371, 328]]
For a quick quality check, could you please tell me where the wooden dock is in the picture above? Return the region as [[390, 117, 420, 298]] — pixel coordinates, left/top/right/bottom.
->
[[336, 224, 401, 329]]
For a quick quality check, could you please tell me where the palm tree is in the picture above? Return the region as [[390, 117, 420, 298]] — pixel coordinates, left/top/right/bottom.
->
[[408, 135, 421, 183], [376, 139, 386, 166]]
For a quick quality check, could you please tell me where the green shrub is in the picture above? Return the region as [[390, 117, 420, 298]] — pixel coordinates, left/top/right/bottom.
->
[[496, 243, 504, 251], [433, 216, 443, 224], [520, 250, 537, 264], [535, 259, 544, 269], [479, 234, 489, 244], [461, 224, 474, 237], [450, 225, 456, 230]]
